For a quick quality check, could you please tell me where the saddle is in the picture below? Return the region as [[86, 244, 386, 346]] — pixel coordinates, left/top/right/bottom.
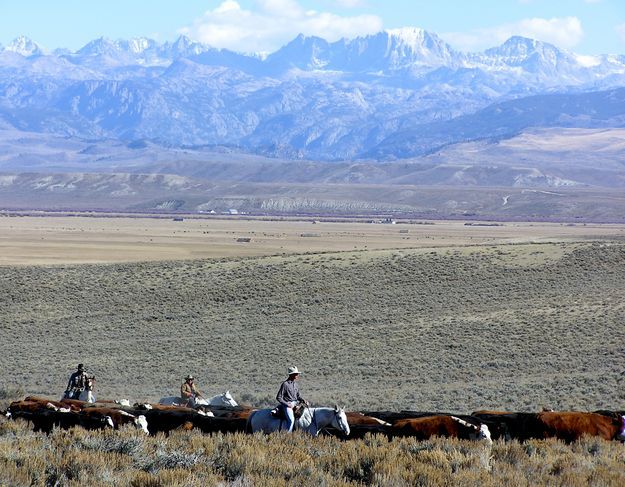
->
[[64, 389, 83, 400], [271, 404, 305, 420]]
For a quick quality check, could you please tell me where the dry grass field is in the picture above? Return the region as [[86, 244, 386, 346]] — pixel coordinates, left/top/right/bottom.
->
[[0, 216, 624, 414], [2, 417, 625, 486], [1, 214, 624, 265]]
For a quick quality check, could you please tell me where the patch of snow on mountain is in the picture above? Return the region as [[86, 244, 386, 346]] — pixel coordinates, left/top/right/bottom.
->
[[5, 36, 44, 57]]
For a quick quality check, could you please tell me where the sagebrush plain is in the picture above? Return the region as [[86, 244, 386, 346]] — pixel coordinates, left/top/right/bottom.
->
[[2, 417, 625, 486], [1, 216, 624, 413], [2, 215, 625, 486]]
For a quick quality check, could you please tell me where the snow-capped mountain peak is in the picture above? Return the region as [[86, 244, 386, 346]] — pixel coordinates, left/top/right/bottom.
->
[[485, 36, 554, 59], [267, 33, 331, 69], [170, 35, 207, 56], [5, 36, 43, 57], [125, 37, 155, 54], [479, 35, 586, 78], [385, 27, 427, 47], [0, 29, 624, 163], [483, 35, 578, 66], [77, 37, 119, 56], [384, 27, 459, 65]]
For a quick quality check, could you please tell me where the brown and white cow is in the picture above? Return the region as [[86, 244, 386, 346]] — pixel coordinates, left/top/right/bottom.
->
[[79, 407, 148, 434], [362, 410, 442, 424], [536, 411, 625, 442], [471, 411, 545, 441], [7, 400, 111, 433], [24, 396, 81, 412], [141, 408, 204, 435], [390, 414, 492, 443], [338, 412, 391, 439], [472, 410, 625, 442]]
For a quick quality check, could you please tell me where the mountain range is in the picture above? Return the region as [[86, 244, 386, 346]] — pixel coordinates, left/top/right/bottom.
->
[[1, 29, 624, 161]]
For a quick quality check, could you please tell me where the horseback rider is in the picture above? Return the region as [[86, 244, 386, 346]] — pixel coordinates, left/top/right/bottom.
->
[[180, 374, 204, 407], [64, 363, 89, 399], [275, 366, 309, 432]]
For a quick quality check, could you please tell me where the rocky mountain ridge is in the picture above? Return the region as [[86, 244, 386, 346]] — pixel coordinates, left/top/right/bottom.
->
[[0, 29, 624, 160]]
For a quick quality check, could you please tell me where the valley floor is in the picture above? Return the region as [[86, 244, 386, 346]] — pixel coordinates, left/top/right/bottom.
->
[[0, 214, 624, 264], [1, 218, 623, 413]]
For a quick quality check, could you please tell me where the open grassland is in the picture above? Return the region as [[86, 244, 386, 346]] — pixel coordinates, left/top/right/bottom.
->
[[0, 229, 624, 413], [1, 417, 625, 486], [0, 215, 624, 265]]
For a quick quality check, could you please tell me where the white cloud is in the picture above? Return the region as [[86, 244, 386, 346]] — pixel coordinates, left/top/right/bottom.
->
[[443, 16, 584, 52], [180, 0, 382, 53], [617, 22, 625, 43]]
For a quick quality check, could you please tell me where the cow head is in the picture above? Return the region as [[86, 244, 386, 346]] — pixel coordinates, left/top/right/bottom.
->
[[477, 423, 493, 444], [104, 416, 114, 428], [451, 416, 493, 444], [135, 415, 149, 434]]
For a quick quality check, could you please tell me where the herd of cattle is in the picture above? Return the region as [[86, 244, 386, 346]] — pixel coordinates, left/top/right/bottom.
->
[[4, 396, 625, 444]]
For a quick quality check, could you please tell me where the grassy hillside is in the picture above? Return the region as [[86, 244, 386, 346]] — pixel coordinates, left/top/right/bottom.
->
[[1, 241, 624, 412]]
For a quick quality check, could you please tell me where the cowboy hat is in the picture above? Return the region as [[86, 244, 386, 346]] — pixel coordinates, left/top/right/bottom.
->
[[287, 366, 300, 375], [185, 374, 194, 380]]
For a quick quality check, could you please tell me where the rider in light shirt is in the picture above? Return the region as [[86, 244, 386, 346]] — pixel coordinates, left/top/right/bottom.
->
[[276, 366, 308, 432]]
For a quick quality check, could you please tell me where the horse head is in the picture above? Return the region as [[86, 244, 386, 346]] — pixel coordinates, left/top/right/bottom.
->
[[221, 391, 238, 407], [332, 406, 350, 436], [79, 377, 96, 403]]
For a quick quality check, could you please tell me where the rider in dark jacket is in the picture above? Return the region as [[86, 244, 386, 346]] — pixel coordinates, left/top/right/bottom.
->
[[65, 363, 89, 399]]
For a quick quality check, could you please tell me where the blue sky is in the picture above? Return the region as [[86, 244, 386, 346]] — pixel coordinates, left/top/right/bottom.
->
[[1, 0, 624, 54]]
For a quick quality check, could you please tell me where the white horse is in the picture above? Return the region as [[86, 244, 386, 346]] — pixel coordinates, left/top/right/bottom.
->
[[248, 406, 350, 436], [158, 391, 238, 408], [78, 377, 96, 403]]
